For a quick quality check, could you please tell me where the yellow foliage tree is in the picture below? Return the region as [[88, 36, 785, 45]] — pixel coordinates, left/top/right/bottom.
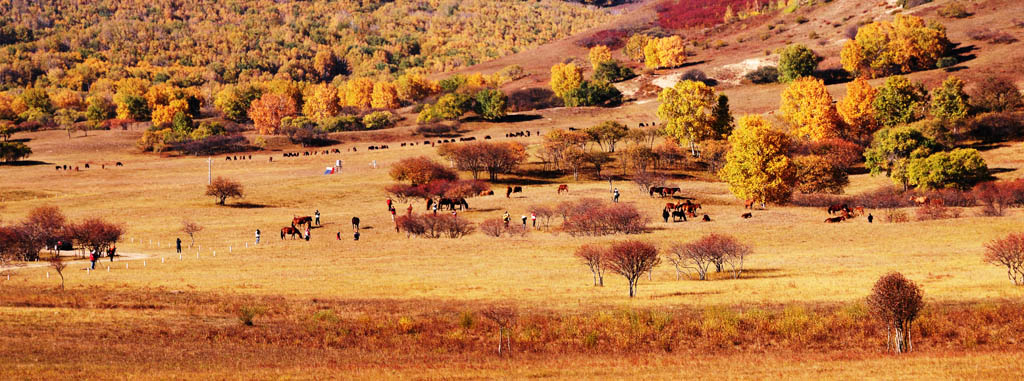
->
[[720, 115, 796, 206], [780, 77, 842, 141], [344, 78, 375, 109], [644, 36, 686, 69], [837, 77, 879, 145], [249, 93, 297, 135], [302, 84, 339, 121], [52, 89, 85, 111], [371, 81, 399, 109], [623, 34, 650, 62], [151, 99, 190, 127], [550, 63, 583, 99], [115, 78, 149, 98], [396, 73, 440, 103], [841, 14, 949, 77], [589, 45, 612, 68], [657, 80, 717, 156]]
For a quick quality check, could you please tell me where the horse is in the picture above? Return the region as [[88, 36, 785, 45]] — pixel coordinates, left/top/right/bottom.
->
[[741, 212, 753, 219], [744, 199, 755, 209], [480, 190, 494, 196], [855, 206, 865, 215], [513, 186, 523, 193], [683, 203, 701, 215], [557, 184, 569, 194], [661, 187, 681, 197], [426, 198, 434, 210], [665, 203, 676, 210], [293, 216, 313, 227], [649, 187, 665, 197], [671, 210, 687, 222], [115, 162, 123, 166], [827, 204, 850, 215], [825, 216, 846, 223], [281, 226, 300, 239], [351, 217, 360, 230]]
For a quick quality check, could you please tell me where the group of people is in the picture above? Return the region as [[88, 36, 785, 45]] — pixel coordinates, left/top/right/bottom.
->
[[502, 211, 538, 229], [88, 246, 117, 270]]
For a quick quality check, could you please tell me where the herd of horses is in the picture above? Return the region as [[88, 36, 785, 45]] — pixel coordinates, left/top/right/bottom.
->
[[55, 162, 123, 171], [426, 197, 470, 211], [280, 215, 314, 239], [648, 186, 681, 197]]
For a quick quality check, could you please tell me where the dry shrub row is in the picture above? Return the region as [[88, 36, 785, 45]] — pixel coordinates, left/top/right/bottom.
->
[[480, 218, 527, 238], [558, 198, 648, 236], [4, 285, 1024, 357], [396, 213, 474, 239]]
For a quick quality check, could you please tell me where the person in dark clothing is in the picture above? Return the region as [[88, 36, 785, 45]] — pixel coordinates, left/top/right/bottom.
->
[[662, 209, 670, 222], [354, 231, 360, 241], [176, 238, 182, 254], [867, 214, 874, 223], [108, 246, 116, 262]]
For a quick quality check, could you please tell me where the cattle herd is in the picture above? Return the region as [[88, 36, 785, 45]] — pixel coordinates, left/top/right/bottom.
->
[[55, 162, 124, 171]]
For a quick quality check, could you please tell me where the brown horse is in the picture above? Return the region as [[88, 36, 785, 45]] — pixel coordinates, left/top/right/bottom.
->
[[293, 216, 313, 227], [744, 199, 755, 209], [827, 204, 850, 215], [661, 187, 681, 196], [741, 212, 752, 219], [557, 184, 569, 194], [649, 187, 665, 197], [281, 226, 300, 239], [855, 206, 865, 215], [824, 216, 846, 223]]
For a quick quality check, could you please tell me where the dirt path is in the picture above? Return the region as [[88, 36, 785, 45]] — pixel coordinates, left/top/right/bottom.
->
[[1, 251, 155, 272]]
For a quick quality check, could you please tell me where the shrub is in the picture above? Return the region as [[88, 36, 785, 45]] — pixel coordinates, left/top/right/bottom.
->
[[967, 29, 1018, 44], [178, 135, 251, 155], [668, 233, 751, 281], [576, 29, 629, 49], [884, 208, 910, 223], [679, 69, 716, 86], [238, 305, 265, 326], [853, 187, 914, 209], [592, 61, 636, 84], [507, 88, 563, 112], [745, 66, 779, 84], [936, 56, 957, 69], [562, 80, 622, 107], [473, 89, 507, 121], [968, 111, 1024, 143], [915, 203, 958, 221], [563, 201, 647, 236], [0, 141, 32, 162], [867, 272, 924, 353], [983, 233, 1024, 286], [389, 156, 458, 184], [656, 0, 753, 30], [777, 44, 822, 83], [907, 148, 988, 191], [480, 218, 505, 237], [415, 122, 459, 137], [362, 111, 395, 130], [396, 214, 474, 239], [970, 77, 1022, 113]]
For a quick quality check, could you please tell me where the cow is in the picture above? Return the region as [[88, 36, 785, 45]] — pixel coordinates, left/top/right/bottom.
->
[[281, 226, 300, 239], [661, 187, 681, 196], [825, 216, 846, 223], [557, 184, 569, 194], [293, 216, 313, 228], [741, 212, 753, 219], [672, 210, 688, 222]]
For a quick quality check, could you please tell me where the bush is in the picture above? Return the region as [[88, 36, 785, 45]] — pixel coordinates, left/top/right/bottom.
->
[[915, 203, 959, 221], [970, 77, 1022, 113], [679, 69, 716, 86], [481, 218, 505, 237], [396, 214, 474, 239], [562, 80, 622, 107], [745, 66, 779, 84], [936, 56, 958, 69], [884, 208, 910, 223], [593, 61, 636, 84], [967, 29, 1018, 44], [907, 148, 989, 191], [0, 141, 32, 162], [563, 201, 647, 236], [473, 89, 507, 121], [576, 28, 629, 49], [415, 122, 460, 137], [363, 111, 395, 129], [777, 44, 822, 83], [983, 233, 1024, 286], [853, 187, 915, 209], [974, 179, 1024, 216], [507, 88, 563, 112], [319, 115, 363, 132], [238, 305, 265, 326], [968, 111, 1024, 143], [389, 156, 458, 185]]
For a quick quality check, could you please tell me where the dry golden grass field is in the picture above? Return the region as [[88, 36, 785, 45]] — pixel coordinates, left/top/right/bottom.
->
[[4, 0, 1024, 378]]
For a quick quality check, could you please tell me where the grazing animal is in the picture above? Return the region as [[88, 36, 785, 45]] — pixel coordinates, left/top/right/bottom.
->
[[513, 186, 523, 194], [666, 203, 676, 210], [702, 214, 711, 222], [557, 184, 569, 194], [827, 204, 850, 215], [480, 190, 494, 196], [825, 216, 846, 223], [281, 226, 300, 239], [485, 136, 491, 140], [293, 216, 313, 227], [351, 217, 360, 230], [84, 163, 90, 169], [506, 186, 513, 198], [741, 212, 753, 219], [649, 186, 664, 197], [661, 187, 681, 196], [426, 198, 434, 210], [55, 165, 61, 170], [115, 162, 123, 166], [855, 206, 865, 215], [744, 199, 755, 209], [671, 210, 687, 222]]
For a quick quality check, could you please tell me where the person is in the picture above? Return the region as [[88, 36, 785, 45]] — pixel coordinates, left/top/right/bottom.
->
[[386, 197, 392, 210], [432, 204, 438, 215], [176, 238, 182, 254], [315, 210, 320, 226], [89, 250, 97, 270], [452, 210, 457, 217], [502, 211, 510, 227], [662, 208, 670, 222], [867, 213, 874, 223], [521, 215, 527, 228], [390, 207, 397, 222], [255, 229, 261, 244], [354, 231, 360, 241], [336, 231, 341, 240], [506, 186, 513, 198], [304, 227, 311, 241], [108, 245, 116, 262], [406, 204, 413, 215], [531, 212, 537, 228], [613, 188, 620, 203]]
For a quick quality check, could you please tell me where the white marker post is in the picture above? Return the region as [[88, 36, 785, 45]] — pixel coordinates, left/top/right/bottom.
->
[[162, 257, 165, 264], [213, 250, 216, 257]]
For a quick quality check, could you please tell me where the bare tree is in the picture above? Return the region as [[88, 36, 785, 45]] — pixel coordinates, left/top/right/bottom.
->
[[604, 240, 660, 297], [49, 256, 66, 290], [575, 244, 608, 286], [867, 272, 924, 354], [70, 217, 124, 255], [670, 234, 752, 280], [181, 219, 204, 248], [24, 206, 67, 253], [481, 305, 517, 356], [984, 233, 1024, 286], [527, 204, 556, 229], [205, 176, 244, 205], [668, 241, 713, 280]]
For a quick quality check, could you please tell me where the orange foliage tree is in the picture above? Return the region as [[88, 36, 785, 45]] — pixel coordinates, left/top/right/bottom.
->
[[837, 77, 879, 145], [780, 77, 842, 141], [249, 94, 297, 135]]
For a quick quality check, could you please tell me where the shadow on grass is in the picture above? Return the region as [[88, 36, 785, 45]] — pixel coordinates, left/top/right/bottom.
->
[[0, 160, 51, 167], [651, 290, 722, 299], [228, 202, 271, 209]]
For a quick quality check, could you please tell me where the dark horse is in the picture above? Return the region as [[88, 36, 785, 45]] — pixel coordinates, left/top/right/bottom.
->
[[293, 216, 313, 227], [671, 210, 687, 222], [825, 216, 846, 223], [439, 197, 469, 210], [827, 204, 850, 215], [281, 226, 300, 239], [352, 217, 360, 230]]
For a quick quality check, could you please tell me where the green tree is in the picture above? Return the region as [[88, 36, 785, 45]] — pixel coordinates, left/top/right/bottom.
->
[[777, 44, 822, 83], [720, 115, 796, 206], [864, 126, 937, 190], [20, 88, 53, 113], [592, 61, 635, 83], [474, 89, 507, 121], [562, 81, 622, 107], [115, 94, 150, 121], [907, 148, 988, 190], [710, 94, 734, 138], [214, 84, 262, 122], [85, 95, 115, 122], [874, 75, 927, 127], [930, 75, 969, 124], [658, 80, 717, 156], [0, 141, 32, 162], [417, 93, 473, 123], [586, 121, 629, 153]]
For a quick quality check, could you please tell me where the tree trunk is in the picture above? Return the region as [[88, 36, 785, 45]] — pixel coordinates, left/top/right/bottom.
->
[[497, 327, 502, 355]]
